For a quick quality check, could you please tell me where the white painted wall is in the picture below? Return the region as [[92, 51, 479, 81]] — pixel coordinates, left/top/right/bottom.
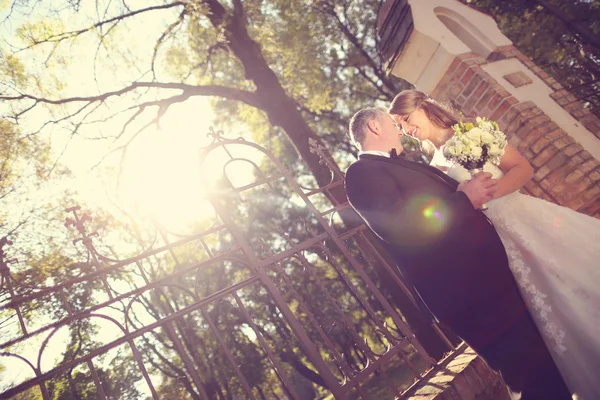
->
[[391, 0, 511, 91], [390, 31, 455, 93], [483, 59, 600, 160]]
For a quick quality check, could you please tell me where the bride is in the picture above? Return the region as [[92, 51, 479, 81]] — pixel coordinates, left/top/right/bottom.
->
[[388, 89, 600, 399]]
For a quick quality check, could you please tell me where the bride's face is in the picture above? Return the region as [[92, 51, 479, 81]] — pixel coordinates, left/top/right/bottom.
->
[[392, 108, 436, 143]]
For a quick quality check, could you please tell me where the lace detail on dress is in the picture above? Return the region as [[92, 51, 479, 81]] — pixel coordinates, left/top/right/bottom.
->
[[500, 235, 567, 353], [445, 158, 569, 353], [432, 142, 600, 399]]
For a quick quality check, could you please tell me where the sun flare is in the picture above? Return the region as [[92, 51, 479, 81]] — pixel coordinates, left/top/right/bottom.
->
[[115, 101, 219, 231], [112, 99, 261, 233]]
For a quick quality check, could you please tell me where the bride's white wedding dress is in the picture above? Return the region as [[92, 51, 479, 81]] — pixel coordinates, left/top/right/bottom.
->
[[430, 148, 600, 399]]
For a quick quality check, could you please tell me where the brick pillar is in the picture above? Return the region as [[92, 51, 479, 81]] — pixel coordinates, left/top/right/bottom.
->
[[407, 347, 511, 400], [431, 51, 600, 218]]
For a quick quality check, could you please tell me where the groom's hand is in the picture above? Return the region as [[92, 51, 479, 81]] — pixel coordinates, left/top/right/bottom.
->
[[457, 172, 497, 209]]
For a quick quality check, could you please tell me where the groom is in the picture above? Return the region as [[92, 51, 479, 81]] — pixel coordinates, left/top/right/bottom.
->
[[345, 107, 571, 399]]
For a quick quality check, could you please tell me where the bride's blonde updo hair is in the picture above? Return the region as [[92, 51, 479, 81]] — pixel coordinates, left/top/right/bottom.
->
[[388, 89, 459, 129]]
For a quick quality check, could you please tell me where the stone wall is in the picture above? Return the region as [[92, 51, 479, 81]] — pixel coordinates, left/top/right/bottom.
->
[[431, 51, 600, 218]]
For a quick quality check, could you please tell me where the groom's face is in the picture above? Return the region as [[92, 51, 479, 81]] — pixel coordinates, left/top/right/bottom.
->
[[376, 112, 404, 150]]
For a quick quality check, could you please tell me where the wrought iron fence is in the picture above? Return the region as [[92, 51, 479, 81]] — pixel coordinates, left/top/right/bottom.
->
[[0, 132, 460, 399]]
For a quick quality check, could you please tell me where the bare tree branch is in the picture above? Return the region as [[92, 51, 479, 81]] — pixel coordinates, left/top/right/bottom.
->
[[350, 64, 393, 99], [151, 11, 187, 80], [93, 21, 122, 88], [17, 2, 186, 51], [2, 82, 264, 113], [11, 102, 95, 140], [313, 2, 396, 96]]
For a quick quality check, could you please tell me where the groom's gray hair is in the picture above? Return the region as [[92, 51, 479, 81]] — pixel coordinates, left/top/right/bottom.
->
[[349, 107, 388, 150]]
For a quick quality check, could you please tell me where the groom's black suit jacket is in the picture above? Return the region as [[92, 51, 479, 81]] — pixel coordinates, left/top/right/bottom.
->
[[346, 153, 573, 399], [345, 153, 522, 347]]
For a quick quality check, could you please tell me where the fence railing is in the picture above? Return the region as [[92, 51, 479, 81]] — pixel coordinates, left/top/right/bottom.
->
[[0, 132, 459, 399]]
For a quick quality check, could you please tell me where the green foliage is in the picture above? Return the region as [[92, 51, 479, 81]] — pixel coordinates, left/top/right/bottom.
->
[[462, 0, 600, 111], [0, 50, 28, 89], [0, 119, 53, 232], [16, 19, 66, 47]]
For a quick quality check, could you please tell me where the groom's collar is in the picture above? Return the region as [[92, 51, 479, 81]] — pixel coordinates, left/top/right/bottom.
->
[[358, 150, 391, 158], [358, 148, 405, 159]]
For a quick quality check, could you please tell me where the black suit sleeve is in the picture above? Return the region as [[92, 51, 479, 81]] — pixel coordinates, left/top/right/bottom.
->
[[345, 162, 475, 250]]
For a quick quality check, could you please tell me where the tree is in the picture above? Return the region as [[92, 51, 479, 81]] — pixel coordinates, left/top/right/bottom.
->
[[1, 0, 451, 360], [0, 0, 408, 188], [528, 0, 600, 51], [462, 0, 600, 113]]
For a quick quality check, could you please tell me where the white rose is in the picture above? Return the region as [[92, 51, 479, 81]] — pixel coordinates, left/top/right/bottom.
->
[[462, 141, 473, 154], [481, 132, 495, 145], [488, 143, 503, 156], [471, 146, 483, 159], [450, 146, 462, 157], [466, 127, 483, 143], [447, 143, 464, 157]]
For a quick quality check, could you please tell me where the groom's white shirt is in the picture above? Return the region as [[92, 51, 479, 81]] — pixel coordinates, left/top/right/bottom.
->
[[358, 150, 390, 158]]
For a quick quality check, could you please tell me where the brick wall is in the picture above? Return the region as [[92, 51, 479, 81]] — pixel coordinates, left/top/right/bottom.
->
[[488, 45, 600, 139], [407, 347, 511, 400], [431, 51, 600, 218]]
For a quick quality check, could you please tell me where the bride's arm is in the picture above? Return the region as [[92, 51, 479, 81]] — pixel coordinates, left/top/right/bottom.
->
[[494, 144, 534, 199]]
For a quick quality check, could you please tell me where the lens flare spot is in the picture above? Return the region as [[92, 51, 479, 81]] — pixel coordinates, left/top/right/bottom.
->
[[396, 194, 454, 249], [422, 201, 444, 220], [422, 204, 443, 220], [423, 207, 434, 218], [409, 195, 451, 236]]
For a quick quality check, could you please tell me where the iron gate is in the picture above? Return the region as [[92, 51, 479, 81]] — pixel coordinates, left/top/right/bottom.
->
[[0, 132, 458, 399]]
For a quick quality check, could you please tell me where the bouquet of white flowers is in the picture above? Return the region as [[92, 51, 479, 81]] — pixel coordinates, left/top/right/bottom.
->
[[443, 117, 507, 174]]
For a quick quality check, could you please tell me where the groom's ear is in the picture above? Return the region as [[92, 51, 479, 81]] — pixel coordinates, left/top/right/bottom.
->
[[367, 119, 380, 135]]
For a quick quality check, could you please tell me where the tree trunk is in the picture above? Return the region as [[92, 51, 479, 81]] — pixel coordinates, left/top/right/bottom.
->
[[256, 386, 268, 400], [280, 351, 327, 388]]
